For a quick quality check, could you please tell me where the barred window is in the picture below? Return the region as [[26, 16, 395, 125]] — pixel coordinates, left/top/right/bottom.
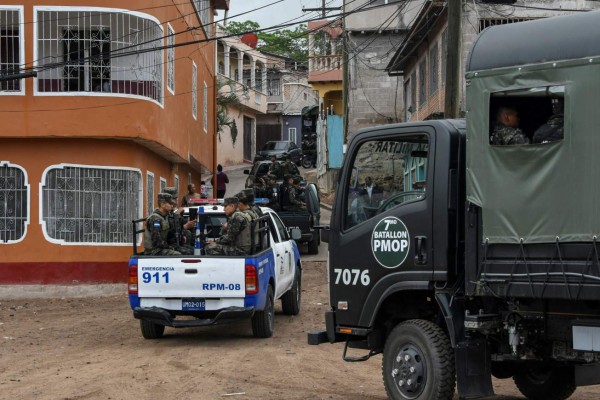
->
[[41, 165, 142, 244], [441, 30, 447, 84], [36, 8, 164, 104], [160, 177, 166, 193], [418, 59, 426, 106], [167, 23, 175, 93], [174, 175, 179, 192], [0, 7, 24, 93], [0, 162, 28, 243], [194, 0, 211, 37], [429, 43, 438, 95], [203, 81, 208, 132], [146, 171, 154, 215], [192, 62, 197, 119]]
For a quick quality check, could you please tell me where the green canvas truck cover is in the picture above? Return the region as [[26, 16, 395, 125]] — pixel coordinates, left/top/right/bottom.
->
[[465, 11, 600, 244]]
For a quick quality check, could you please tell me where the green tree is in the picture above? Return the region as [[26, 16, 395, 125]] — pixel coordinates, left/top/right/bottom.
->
[[216, 79, 243, 145], [224, 21, 308, 62]]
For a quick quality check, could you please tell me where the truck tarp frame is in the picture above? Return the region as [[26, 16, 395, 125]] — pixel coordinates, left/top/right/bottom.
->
[[466, 13, 600, 244]]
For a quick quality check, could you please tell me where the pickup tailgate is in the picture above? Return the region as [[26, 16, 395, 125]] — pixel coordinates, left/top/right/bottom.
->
[[137, 257, 245, 299]]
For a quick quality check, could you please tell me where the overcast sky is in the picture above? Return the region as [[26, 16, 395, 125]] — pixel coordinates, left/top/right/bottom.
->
[[217, 0, 344, 30]]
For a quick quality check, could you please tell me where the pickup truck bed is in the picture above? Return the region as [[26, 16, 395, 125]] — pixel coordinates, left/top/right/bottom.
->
[[128, 207, 302, 339]]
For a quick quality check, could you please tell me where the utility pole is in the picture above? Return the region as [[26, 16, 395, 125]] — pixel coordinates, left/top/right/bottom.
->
[[302, 0, 341, 18], [444, 0, 462, 119]]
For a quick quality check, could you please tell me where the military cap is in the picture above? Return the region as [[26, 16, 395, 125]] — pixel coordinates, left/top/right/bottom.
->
[[222, 197, 239, 206], [163, 187, 178, 197], [157, 193, 173, 204], [282, 152, 290, 158], [293, 177, 301, 185], [267, 174, 277, 181]]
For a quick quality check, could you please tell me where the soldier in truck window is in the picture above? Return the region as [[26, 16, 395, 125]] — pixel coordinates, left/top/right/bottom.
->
[[490, 106, 530, 145], [533, 98, 564, 144]]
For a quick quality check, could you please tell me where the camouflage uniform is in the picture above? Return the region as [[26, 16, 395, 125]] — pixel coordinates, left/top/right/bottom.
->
[[490, 123, 530, 145], [144, 208, 181, 256], [533, 114, 564, 143], [269, 161, 284, 179], [282, 160, 300, 177], [287, 185, 305, 211], [206, 211, 252, 256]]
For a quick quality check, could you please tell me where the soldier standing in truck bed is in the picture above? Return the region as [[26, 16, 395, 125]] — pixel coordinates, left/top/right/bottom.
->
[[144, 193, 181, 256]]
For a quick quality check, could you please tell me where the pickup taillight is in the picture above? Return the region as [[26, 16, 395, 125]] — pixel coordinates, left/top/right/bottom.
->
[[128, 263, 138, 294], [245, 264, 258, 294]]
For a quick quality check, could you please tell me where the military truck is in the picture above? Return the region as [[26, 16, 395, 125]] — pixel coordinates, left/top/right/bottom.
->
[[308, 13, 600, 400]]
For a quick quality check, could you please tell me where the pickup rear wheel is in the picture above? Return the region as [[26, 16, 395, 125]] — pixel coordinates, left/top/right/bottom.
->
[[252, 285, 274, 338], [140, 320, 165, 339], [382, 319, 455, 400], [281, 268, 301, 315], [513, 366, 575, 400]]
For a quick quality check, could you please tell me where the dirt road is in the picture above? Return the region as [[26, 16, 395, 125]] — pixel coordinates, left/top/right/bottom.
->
[[2, 261, 600, 400]]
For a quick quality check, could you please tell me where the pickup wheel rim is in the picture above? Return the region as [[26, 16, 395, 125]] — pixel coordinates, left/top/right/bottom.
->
[[391, 344, 426, 399]]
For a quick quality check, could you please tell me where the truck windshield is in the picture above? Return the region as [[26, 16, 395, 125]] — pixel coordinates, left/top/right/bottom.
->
[[263, 142, 287, 150], [344, 136, 428, 230]]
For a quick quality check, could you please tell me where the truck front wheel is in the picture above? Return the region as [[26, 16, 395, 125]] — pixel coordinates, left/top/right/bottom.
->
[[281, 269, 301, 315], [252, 285, 274, 338], [382, 319, 455, 400], [140, 320, 165, 339], [513, 366, 575, 400]]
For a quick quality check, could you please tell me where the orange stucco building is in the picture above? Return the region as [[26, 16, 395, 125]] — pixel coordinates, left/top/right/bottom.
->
[[0, 0, 229, 284]]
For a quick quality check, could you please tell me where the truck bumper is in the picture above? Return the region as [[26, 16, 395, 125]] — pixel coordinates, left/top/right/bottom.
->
[[307, 310, 341, 345], [133, 306, 254, 328]]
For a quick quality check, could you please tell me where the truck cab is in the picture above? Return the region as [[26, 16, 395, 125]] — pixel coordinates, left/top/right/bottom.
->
[[310, 12, 600, 400]]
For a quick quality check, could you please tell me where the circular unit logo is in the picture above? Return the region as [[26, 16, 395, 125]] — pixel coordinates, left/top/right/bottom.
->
[[371, 216, 410, 269]]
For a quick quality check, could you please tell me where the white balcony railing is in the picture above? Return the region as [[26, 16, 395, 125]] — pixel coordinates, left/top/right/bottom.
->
[[35, 8, 164, 104]]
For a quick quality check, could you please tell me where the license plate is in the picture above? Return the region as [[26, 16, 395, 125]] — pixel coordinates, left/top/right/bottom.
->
[[182, 298, 206, 311]]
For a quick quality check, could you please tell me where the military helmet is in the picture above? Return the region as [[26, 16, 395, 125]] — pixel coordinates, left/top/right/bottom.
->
[[235, 190, 249, 204]]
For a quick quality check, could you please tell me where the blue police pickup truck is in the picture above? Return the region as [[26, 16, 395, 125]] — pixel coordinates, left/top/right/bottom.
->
[[128, 204, 302, 339]]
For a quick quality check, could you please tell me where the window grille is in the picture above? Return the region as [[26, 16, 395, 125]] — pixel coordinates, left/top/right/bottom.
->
[[192, 62, 197, 119], [429, 43, 438, 95], [441, 30, 447, 84], [288, 127, 297, 143], [203, 81, 208, 132], [418, 60, 426, 106], [41, 165, 141, 244], [36, 8, 164, 104], [193, 0, 211, 37], [146, 171, 154, 215], [0, 162, 28, 243], [167, 23, 175, 93], [479, 18, 533, 33], [0, 8, 23, 93], [269, 79, 280, 96], [160, 177, 166, 193]]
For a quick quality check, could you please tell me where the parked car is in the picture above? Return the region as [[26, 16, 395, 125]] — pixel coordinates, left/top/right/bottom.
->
[[254, 141, 302, 165]]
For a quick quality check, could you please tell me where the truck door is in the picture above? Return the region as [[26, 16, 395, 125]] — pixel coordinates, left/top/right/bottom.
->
[[268, 212, 294, 298], [329, 128, 436, 327]]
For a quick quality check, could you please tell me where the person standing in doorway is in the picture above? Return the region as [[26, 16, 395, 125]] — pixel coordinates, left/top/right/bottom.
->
[[216, 164, 229, 198]]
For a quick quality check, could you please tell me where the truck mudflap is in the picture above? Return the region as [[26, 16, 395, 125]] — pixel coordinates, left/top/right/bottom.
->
[[133, 306, 254, 328], [308, 310, 340, 345]]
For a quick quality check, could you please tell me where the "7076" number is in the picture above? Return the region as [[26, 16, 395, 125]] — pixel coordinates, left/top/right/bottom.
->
[[333, 269, 370, 286]]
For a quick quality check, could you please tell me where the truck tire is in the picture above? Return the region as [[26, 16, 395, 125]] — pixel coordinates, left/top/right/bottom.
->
[[513, 366, 575, 400], [302, 156, 313, 169], [252, 285, 274, 338], [382, 319, 455, 400], [307, 231, 320, 254], [281, 268, 301, 315], [140, 320, 165, 339]]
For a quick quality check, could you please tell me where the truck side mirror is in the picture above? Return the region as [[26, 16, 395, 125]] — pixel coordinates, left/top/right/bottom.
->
[[316, 225, 330, 243], [243, 169, 250, 175], [290, 228, 302, 241]]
